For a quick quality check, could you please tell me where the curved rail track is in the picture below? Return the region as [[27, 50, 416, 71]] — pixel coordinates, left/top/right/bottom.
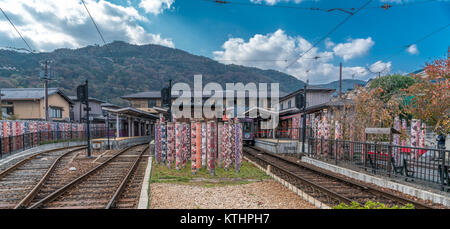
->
[[244, 146, 436, 209], [29, 144, 148, 209], [0, 146, 87, 209]]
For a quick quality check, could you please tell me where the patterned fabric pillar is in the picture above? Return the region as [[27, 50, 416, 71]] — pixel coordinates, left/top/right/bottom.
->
[[182, 123, 187, 168], [186, 122, 191, 160], [154, 121, 159, 164], [420, 123, 426, 148], [235, 122, 242, 172], [196, 122, 202, 169], [401, 119, 407, 146], [223, 122, 231, 171], [323, 116, 329, 158], [411, 119, 420, 159], [160, 123, 166, 165], [207, 121, 216, 175], [167, 122, 175, 168], [349, 123, 354, 160], [175, 122, 182, 170], [191, 122, 197, 174], [217, 122, 224, 168], [201, 122, 207, 168], [334, 121, 341, 160], [393, 116, 400, 162], [230, 120, 235, 163]]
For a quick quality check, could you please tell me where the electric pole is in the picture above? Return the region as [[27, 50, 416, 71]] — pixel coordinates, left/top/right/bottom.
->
[[43, 60, 50, 121], [339, 62, 342, 99], [301, 81, 307, 154], [85, 80, 91, 157]]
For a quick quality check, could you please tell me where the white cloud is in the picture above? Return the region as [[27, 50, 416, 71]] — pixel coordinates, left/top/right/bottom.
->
[[250, 0, 305, 5], [139, 0, 174, 15], [213, 29, 385, 83], [333, 37, 374, 61], [0, 0, 174, 52], [325, 38, 335, 49], [369, 60, 392, 73], [407, 44, 419, 55]]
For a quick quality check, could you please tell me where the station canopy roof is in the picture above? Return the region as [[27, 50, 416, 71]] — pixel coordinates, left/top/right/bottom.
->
[[102, 107, 159, 120]]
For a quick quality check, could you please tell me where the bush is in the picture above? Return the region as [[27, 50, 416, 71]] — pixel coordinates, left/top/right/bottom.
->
[[332, 201, 415, 209]]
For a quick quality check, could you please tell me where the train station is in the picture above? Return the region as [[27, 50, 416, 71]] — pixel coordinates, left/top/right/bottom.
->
[[0, 1, 449, 222]]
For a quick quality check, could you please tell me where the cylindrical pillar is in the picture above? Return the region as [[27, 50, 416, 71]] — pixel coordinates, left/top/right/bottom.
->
[[191, 122, 197, 174], [217, 122, 223, 168], [201, 122, 207, 168], [175, 122, 182, 170], [167, 122, 174, 168]]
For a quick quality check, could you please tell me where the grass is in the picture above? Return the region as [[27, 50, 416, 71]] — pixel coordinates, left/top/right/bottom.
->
[[150, 160, 269, 187]]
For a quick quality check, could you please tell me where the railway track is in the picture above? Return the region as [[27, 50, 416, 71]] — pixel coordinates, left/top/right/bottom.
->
[[244, 146, 435, 209], [29, 144, 148, 209], [0, 146, 87, 209]]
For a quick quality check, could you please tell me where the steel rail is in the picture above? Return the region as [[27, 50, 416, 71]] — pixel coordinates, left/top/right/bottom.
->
[[246, 146, 434, 209], [105, 146, 148, 209], [14, 146, 87, 209], [0, 145, 86, 180], [28, 144, 146, 209], [245, 147, 354, 205]]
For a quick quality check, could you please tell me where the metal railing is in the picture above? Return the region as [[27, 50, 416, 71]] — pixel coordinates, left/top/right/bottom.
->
[[0, 128, 107, 158], [256, 127, 312, 140], [307, 137, 450, 191]]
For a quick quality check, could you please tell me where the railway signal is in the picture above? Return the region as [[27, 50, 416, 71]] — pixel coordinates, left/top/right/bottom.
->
[[77, 80, 91, 157]]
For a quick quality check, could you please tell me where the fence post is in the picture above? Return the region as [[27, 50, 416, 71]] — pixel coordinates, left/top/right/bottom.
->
[[335, 140, 338, 165], [374, 142, 377, 175], [388, 143, 392, 177], [23, 134, 25, 150]]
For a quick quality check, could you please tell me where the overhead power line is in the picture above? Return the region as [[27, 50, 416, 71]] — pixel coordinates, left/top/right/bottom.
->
[[81, 0, 109, 48], [285, 0, 372, 70], [203, 0, 439, 14], [370, 23, 450, 70], [0, 7, 35, 53]]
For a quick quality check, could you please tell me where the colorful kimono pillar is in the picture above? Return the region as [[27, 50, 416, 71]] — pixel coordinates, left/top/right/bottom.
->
[[411, 119, 420, 159], [191, 122, 197, 174], [235, 122, 243, 172], [322, 116, 330, 158], [401, 119, 407, 147], [160, 123, 166, 165], [217, 122, 224, 168], [223, 122, 231, 171], [175, 122, 182, 170], [196, 122, 202, 169], [334, 121, 341, 160], [157, 121, 162, 164], [201, 122, 207, 168], [182, 123, 188, 168], [230, 120, 235, 163], [207, 121, 216, 175], [393, 116, 400, 162], [349, 123, 354, 160], [167, 122, 175, 168], [420, 123, 426, 148], [186, 123, 191, 160]]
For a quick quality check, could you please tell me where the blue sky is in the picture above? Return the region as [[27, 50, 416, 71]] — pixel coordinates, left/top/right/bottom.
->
[[0, 0, 449, 83]]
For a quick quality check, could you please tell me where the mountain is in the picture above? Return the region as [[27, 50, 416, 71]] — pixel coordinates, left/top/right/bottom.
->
[[0, 41, 305, 105], [313, 79, 367, 96]]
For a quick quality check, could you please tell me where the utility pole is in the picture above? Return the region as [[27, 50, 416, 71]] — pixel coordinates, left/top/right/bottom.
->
[[301, 81, 308, 154], [85, 80, 91, 157], [168, 79, 172, 122], [43, 60, 49, 121], [339, 62, 342, 99]]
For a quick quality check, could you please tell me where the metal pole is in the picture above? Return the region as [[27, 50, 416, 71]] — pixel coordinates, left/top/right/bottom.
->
[[106, 112, 110, 150], [301, 83, 307, 153], [85, 80, 91, 157], [339, 62, 342, 98], [44, 61, 49, 121]]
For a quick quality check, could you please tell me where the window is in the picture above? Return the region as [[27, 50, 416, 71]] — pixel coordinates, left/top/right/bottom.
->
[[50, 107, 63, 118], [1, 105, 14, 115], [280, 103, 284, 110], [148, 99, 156, 108], [288, 100, 291, 108]]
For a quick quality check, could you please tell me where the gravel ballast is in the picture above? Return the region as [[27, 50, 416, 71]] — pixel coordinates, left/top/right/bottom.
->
[[149, 180, 316, 209]]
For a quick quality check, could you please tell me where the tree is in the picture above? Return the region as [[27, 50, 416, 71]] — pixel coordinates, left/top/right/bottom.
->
[[403, 49, 450, 134], [368, 74, 415, 102]]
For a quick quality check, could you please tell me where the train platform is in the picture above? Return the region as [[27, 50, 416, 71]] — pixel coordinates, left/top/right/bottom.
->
[[92, 136, 151, 150], [255, 138, 307, 154]]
